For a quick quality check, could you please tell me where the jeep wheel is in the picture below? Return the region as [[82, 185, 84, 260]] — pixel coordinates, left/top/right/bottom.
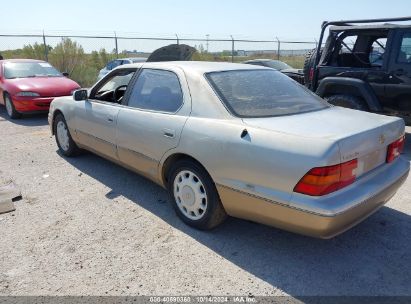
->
[[326, 95, 368, 111], [303, 48, 322, 90]]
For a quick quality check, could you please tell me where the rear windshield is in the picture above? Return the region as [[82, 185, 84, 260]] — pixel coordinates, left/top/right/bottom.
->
[[4, 62, 62, 79], [206, 69, 328, 118]]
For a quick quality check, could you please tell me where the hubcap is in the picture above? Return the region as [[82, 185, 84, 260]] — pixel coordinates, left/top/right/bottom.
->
[[173, 170, 208, 220], [56, 121, 70, 151], [5, 97, 13, 117]]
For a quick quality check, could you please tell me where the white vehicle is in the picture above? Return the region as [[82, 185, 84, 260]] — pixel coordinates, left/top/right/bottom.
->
[[97, 57, 146, 80]]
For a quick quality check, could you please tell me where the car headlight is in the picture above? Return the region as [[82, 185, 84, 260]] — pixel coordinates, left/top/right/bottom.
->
[[16, 91, 40, 97]]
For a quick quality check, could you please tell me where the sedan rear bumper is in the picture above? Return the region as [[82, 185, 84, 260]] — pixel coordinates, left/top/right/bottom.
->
[[217, 157, 409, 238]]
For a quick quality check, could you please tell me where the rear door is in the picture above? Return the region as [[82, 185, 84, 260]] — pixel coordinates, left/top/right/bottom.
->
[[116, 67, 191, 180], [385, 29, 411, 112]]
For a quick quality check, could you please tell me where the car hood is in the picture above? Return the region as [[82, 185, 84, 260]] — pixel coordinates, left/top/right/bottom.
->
[[146, 44, 197, 62], [8, 77, 80, 97], [242, 107, 404, 163]]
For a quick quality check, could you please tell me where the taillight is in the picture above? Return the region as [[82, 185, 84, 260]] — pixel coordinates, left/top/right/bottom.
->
[[309, 67, 314, 81], [294, 159, 358, 196], [387, 135, 405, 163]]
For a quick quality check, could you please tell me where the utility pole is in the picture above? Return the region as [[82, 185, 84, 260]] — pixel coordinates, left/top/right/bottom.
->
[[206, 34, 209, 53], [275, 37, 280, 60], [230, 35, 234, 63], [42, 30, 48, 62], [114, 31, 119, 58]]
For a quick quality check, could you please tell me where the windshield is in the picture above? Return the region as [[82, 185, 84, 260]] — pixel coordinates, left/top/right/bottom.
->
[[4, 62, 62, 79], [263, 60, 292, 70], [206, 69, 328, 118]]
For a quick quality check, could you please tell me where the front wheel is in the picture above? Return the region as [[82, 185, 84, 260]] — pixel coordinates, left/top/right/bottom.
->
[[167, 159, 227, 230], [4, 94, 22, 119], [54, 114, 80, 157]]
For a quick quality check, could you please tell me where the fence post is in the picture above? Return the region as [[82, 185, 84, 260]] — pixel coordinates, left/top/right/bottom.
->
[[275, 37, 280, 60], [175, 34, 179, 45], [114, 32, 119, 58], [230, 35, 234, 63], [42, 31, 48, 62]]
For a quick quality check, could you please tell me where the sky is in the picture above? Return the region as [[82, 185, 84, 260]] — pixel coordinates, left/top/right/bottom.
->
[[1, 0, 411, 52]]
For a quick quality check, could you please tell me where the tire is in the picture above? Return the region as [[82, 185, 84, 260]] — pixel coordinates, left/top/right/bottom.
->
[[303, 48, 322, 90], [53, 114, 80, 157], [4, 94, 22, 119], [167, 159, 227, 230], [326, 94, 368, 111]]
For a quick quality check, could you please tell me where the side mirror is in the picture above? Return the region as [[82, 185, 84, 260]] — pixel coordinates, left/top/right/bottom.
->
[[62, 72, 69, 77], [73, 89, 88, 101]]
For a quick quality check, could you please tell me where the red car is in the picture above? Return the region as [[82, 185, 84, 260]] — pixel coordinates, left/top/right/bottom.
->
[[0, 59, 80, 119]]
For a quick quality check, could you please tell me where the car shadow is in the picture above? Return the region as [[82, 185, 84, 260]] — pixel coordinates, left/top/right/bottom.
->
[[0, 107, 48, 127], [61, 151, 411, 296]]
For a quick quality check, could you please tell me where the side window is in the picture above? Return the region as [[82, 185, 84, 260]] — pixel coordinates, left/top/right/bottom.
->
[[106, 60, 114, 70], [112, 60, 122, 69], [370, 38, 386, 67], [92, 69, 136, 102], [397, 32, 411, 63], [127, 69, 183, 113]]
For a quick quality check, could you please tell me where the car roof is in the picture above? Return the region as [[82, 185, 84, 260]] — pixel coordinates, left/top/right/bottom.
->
[[329, 23, 411, 32], [0, 59, 46, 63], [118, 57, 147, 61], [244, 59, 280, 63], [121, 61, 269, 74]]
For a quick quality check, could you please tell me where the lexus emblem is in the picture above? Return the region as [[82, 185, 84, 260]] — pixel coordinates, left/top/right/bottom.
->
[[379, 134, 386, 145]]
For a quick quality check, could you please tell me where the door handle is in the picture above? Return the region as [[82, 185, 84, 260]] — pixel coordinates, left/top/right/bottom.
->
[[107, 115, 114, 123], [163, 129, 175, 138]]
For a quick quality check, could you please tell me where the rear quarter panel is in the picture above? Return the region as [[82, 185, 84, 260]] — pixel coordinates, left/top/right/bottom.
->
[[162, 116, 340, 206]]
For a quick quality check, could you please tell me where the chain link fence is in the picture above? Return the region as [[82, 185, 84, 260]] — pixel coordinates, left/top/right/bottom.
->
[[0, 32, 317, 87]]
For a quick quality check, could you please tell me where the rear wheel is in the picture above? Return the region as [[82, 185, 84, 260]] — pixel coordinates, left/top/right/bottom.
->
[[167, 159, 227, 230], [54, 114, 80, 157], [326, 94, 368, 111], [4, 94, 21, 119]]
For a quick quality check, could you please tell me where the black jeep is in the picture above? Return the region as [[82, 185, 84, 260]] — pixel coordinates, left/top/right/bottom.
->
[[304, 17, 411, 123]]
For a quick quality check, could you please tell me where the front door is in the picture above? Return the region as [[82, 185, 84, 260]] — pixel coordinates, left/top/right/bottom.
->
[[74, 100, 120, 159], [116, 68, 191, 180], [73, 68, 137, 160]]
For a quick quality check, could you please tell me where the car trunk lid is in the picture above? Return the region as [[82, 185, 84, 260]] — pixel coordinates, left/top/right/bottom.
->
[[242, 107, 405, 177]]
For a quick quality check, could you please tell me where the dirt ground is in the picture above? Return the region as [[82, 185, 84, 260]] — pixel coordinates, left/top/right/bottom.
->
[[0, 107, 410, 297]]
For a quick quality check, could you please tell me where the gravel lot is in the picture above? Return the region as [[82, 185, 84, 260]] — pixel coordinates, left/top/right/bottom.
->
[[0, 107, 410, 297]]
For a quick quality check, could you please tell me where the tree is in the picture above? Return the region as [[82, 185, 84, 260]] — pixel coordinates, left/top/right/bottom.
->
[[49, 38, 85, 75], [21, 42, 49, 60], [91, 50, 100, 68]]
